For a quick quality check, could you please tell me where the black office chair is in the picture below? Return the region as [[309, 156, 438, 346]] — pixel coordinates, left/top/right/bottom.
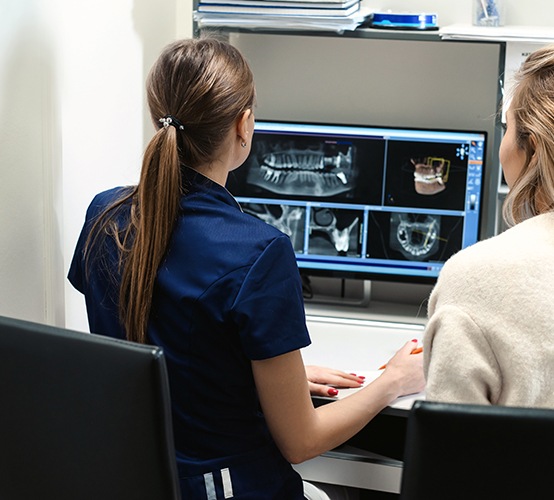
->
[[400, 399, 554, 500], [0, 315, 181, 500]]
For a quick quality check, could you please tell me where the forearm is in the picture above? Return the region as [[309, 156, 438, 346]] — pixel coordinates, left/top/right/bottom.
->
[[253, 352, 405, 464], [301, 371, 403, 460]]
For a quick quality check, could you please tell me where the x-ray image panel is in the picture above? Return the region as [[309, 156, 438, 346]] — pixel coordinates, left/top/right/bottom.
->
[[390, 213, 440, 261], [245, 135, 356, 198], [384, 140, 469, 211], [227, 134, 386, 205], [307, 207, 363, 257], [367, 211, 464, 263], [241, 203, 306, 253]]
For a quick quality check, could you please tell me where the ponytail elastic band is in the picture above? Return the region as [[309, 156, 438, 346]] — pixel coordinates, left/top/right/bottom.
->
[[159, 115, 184, 131]]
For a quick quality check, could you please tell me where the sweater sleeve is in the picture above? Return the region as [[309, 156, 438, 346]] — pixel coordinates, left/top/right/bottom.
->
[[424, 304, 501, 405]]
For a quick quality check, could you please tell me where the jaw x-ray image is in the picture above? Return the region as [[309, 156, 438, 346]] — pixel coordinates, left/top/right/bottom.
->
[[307, 207, 362, 257], [226, 129, 387, 206], [243, 134, 357, 199], [389, 213, 441, 260], [367, 211, 464, 263]]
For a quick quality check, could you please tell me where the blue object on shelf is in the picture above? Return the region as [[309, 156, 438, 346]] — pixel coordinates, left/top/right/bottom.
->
[[369, 12, 439, 31]]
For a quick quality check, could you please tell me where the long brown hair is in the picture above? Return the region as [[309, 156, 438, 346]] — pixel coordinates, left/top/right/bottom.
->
[[86, 37, 255, 343]]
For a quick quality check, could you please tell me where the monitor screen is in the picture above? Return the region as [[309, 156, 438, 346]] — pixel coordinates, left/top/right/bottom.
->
[[226, 120, 487, 284]]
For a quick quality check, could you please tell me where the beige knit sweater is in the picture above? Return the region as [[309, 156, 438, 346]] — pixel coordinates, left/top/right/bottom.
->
[[423, 212, 554, 407]]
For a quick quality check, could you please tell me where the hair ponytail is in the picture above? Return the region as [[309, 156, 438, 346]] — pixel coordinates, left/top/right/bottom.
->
[[120, 126, 182, 343]]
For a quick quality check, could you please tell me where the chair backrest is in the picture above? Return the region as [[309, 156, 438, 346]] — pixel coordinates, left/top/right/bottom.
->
[[0, 315, 181, 500], [400, 400, 554, 500]]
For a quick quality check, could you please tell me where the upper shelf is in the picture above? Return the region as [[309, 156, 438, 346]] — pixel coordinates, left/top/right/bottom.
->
[[202, 25, 443, 42], [196, 18, 554, 44]]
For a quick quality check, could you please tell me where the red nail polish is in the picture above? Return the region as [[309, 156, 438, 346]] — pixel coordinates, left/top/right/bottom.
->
[[328, 388, 339, 396], [412, 339, 418, 343], [358, 375, 366, 380]]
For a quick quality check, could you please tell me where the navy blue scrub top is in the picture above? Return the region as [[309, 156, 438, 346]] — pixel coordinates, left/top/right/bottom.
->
[[68, 168, 311, 498]]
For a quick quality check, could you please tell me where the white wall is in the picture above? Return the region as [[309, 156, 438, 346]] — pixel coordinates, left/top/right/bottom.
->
[[0, 0, 192, 330], [0, 1, 56, 323]]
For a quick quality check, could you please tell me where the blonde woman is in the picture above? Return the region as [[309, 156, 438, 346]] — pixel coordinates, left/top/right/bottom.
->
[[424, 44, 554, 408]]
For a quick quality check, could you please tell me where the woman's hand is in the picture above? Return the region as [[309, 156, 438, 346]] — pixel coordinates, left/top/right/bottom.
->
[[380, 340, 426, 397], [305, 365, 365, 397]]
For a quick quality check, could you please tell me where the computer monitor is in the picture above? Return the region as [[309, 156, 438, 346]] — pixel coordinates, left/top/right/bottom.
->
[[226, 120, 487, 284]]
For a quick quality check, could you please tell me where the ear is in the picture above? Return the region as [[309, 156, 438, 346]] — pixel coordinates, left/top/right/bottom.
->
[[236, 109, 253, 144]]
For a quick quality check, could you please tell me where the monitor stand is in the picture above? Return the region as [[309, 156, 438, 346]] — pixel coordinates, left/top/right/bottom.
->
[[301, 275, 371, 308]]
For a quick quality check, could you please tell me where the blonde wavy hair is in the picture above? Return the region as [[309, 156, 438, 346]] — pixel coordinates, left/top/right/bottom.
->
[[503, 44, 554, 227]]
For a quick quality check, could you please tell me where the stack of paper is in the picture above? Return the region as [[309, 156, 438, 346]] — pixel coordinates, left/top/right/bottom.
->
[[194, 0, 373, 33], [439, 24, 554, 43]]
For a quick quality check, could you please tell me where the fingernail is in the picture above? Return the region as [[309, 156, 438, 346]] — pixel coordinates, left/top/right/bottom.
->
[[328, 388, 339, 396], [349, 373, 357, 376], [412, 339, 418, 343], [358, 375, 366, 380]]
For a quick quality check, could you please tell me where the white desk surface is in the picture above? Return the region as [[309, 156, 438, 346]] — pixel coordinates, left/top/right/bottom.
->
[[302, 302, 427, 411]]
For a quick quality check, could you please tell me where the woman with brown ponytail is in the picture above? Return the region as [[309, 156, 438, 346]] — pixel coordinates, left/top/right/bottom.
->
[[68, 37, 424, 499]]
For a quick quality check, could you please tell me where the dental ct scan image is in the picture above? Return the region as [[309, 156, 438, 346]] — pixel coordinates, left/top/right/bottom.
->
[[368, 211, 464, 263], [384, 140, 469, 210], [308, 207, 363, 257], [227, 121, 486, 283], [229, 132, 386, 205]]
